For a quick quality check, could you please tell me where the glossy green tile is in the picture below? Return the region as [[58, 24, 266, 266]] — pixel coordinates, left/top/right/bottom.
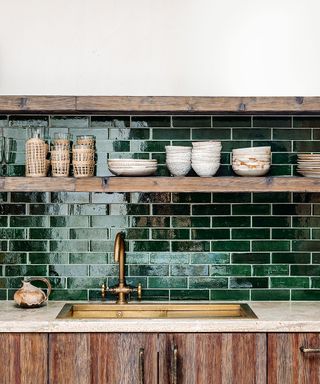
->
[[0, 253, 27, 264], [253, 116, 291, 127], [131, 216, 170, 228], [271, 277, 309, 288], [11, 192, 49, 203], [171, 265, 208, 276], [210, 265, 251, 276], [9, 241, 48, 252], [149, 277, 187, 288], [150, 253, 189, 264], [211, 216, 251, 227], [0, 290, 7, 300], [70, 228, 109, 240], [90, 241, 119, 253], [170, 289, 209, 300], [292, 241, 320, 252], [192, 205, 230, 215], [253, 140, 292, 152], [5, 265, 47, 276], [9, 116, 49, 128], [252, 265, 288, 276], [50, 240, 88, 252], [233, 128, 271, 140], [291, 265, 320, 276], [292, 290, 320, 300], [294, 141, 320, 152], [232, 204, 270, 215], [232, 229, 270, 240], [173, 116, 211, 127], [172, 193, 211, 203], [212, 193, 251, 203], [91, 116, 130, 127], [132, 241, 170, 252], [29, 252, 68, 264], [189, 277, 228, 289], [51, 216, 89, 227], [172, 217, 210, 228], [192, 128, 230, 140], [172, 241, 210, 252], [152, 229, 189, 240], [124, 229, 149, 240], [272, 252, 310, 264], [129, 265, 169, 276], [230, 277, 268, 289], [253, 192, 291, 203], [252, 241, 290, 251], [190, 252, 230, 264], [293, 116, 320, 128], [272, 229, 310, 239], [252, 216, 291, 227], [51, 116, 89, 128], [0, 217, 7, 227], [30, 228, 68, 239], [210, 289, 250, 301], [49, 289, 88, 301], [273, 204, 311, 215], [272, 153, 297, 164], [310, 278, 320, 288], [69, 253, 108, 264], [251, 290, 290, 301], [213, 116, 251, 127], [130, 192, 170, 204], [273, 128, 311, 140], [192, 229, 230, 240], [89, 265, 119, 276], [29, 204, 68, 215], [268, 165, 292, 176], [211, 241, 250, 252], [132, 116, 170, 127], [71, 204, 109, 216], [312, 254, 320, 264], [153, 128, 190, 140], [51, 192, 90, 204], [0, 229, 25, 239], [153, 204, 190, 216], [0, 204, 25, 215], [221, 141, 251, 152], [231, 253, 270, 264]]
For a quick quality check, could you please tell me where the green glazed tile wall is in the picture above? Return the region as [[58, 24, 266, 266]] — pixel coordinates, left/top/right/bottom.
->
[[1, 114, 320, 301]]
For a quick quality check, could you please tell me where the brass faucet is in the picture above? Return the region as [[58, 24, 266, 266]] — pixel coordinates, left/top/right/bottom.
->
[[101, 232, 142, 304]]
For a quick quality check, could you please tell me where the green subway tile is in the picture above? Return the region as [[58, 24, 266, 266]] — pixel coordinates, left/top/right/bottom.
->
[[293, 116, 320, 128], [29, 252, 68, 264], [172, 217, 210, 228], [51, 116, 88, 128], [92, 215, 127, 228], [131, 216, 170, 228], [50, 240, 88, 252], [9, 241, 48, 252], [252, 241, 290, 251], [170, 289, 209, 300], [272, 252, 310, 264], [153, 128, 190, 140], [5, 265, 47, 276], [153, 204, 190, 216], [231, 253, 270, 264], [71, 204, 109, 216], [213, 116, 251, 127], [294, 193, 320, 203], [9, 116, 49, 128], [232, 229, 270, 240], [132, 241, 170, 252], [70, 228, 109, 240], [29, 204, 68, 215], [192, 229, 230, 240], [232, 204, 270, 215], [91, 116, 130, 127], [51, 192, 90, 204], [313, 206, 320, 215], [311, 278, 320, 288], [89, 265, 119, 276], [253, 192, 291, 203], [212, 193, 251, 203], [292, 241, 320, 252], [190, 252, 230, 264], [11, 192, 49, 203], [211, 241, 250, 252], [312, 130, 320, 140], [272, 229, 310, 239], [67, 277, 103, 289], [273, 128, 311, 140], [90, 241, 116, 253], [109, 128, 149, 140], [49, 289, 88, 301], [0, 241, 7, 251], [30, 228, 68, 239], [211, 216, 251, 227], [251, 290, 290, 301], [268, 165, 292, 176], [253, 140, 292, 152], [292, 290, 320, 301], [0, 217, 8, 227], [253, 116, 291, 127], [172, 193, 211, 203], [252, 265, 288, 276], [171, 265, 208, 276], [6, 165, 25, 177], [230, 277, 268, 289], [69, 253, 108, 264], [132, 116, 170, 127], [192, 128, 230, 140], [130, 193, 171, 204], [172, 116, 211, 127], [272, 153, 297, 164], [150, 253, 189, 264], [49, 265, 88, 277], [221, 141, 251, 152], [129, 265, 169, 276], [233, 128, 271, 140], [125, 229, 149, 240], [313, 254, 320, 264], [172, 241, 210, 252], [152, 229, 189, 240], [113, 141, 130, 152], [210, 290, 250, 301], [148, 277, 187, 288], [271, 277, 309, 288], [132, 140, 170, 152], [192, 205, 230, 216], [0, 204, 25, 215], [210, 265, 251, 276], [92, 192, 128, 204], [293, 141, 320, 152], [273, 204, 311, 215], [51, 216, 89, 228], [189, 277, 228, 289], [252, 216, 291, 227], [0, 229, 25, 239], [0, 290, 7, 300], [137, 289, 168, 301], [291, 265, 320, 276], [0, 253, 26, 264]]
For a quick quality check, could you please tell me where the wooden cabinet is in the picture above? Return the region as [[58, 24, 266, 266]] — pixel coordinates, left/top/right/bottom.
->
[[159, 333, 267, 384], [0, 333, 48, 384], [49, 333, 158, 384], [268, 333, 320, 384]]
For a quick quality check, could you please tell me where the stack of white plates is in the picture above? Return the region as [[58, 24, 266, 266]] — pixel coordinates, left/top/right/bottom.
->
[[165, 146, 192, 176], [232, 146, 271, 176], [191, 141, 221, 177], [107, 159, 158, 176], [297, 154, 320, 178]]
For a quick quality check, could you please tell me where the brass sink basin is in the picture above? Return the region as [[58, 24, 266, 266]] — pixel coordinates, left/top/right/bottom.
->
[[56, 303, 257, 320]]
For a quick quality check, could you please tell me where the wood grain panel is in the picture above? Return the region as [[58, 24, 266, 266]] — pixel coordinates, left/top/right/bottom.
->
[[268, 333, 320, 384], [0, 96, 76, 112], [159, 333, 267, 384], [0, 333, 48, 384], [3, 177, 75, 192]]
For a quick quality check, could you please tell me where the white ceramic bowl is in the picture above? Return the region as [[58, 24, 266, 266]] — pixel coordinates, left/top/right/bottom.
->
[[192, 141, 221, 147], [165, 146, 192, 152], [108, 166, 157, 176], [166, 153, 191, 160], [192, 162, 220, 177], [233, 146, 271, 155], [166, 161, 191, 176]]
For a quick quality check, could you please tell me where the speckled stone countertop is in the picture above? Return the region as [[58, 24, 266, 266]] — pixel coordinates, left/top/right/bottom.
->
[[1, 301, 320, 333]]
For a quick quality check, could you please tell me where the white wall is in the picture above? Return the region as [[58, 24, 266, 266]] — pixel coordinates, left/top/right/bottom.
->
[[0, 0, 319, 96]]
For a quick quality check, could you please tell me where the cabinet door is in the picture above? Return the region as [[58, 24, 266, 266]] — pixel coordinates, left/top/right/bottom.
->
[[159, 333, 267, 384], [268, 333, 320, 384], [0, 333, 48, 384], [49, 333, 158, 384]]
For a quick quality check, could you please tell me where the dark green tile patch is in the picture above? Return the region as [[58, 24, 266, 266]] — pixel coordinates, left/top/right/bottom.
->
[[210, 265, 251, 276], [251, 290, 290, 301], [172, 116, 211, 127], [271, 277, 309, 288], [192, 229, 230, 240], [252, 265, 288, 276], [170, 289, 209, 300], [210, 289, 250, 301], [231, 253, 270, 264], [153, 128, 190, 140], [253, 116, 291, 127], [192, 128, 230, 140], [213, 116, 251, 127], [232, 228, 270, 240], [132, 116, 171, 127], [293, 116, 320, 128], [233, 128, 271, 140], [230, 277, 268, 289]]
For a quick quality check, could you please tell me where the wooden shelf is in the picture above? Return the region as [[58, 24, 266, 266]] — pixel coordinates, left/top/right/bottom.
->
[[0, 96, 320, 114], [1, 177, 320, 193]]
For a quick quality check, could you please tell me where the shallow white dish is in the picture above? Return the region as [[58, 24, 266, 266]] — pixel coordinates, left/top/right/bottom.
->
[[108, 165, 157, 176], [232, 166, 270, 177]]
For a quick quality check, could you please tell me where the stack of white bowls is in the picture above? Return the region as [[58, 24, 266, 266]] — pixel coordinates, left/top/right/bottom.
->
[[297, 154, 320, 178], [108, 159, 158, 176], [191, 141, 221, 177], [232, 146, 271, 176], [165, 146, 192, 176]]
